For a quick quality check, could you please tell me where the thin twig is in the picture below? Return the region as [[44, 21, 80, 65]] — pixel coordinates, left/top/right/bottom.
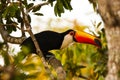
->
[[2, 23, 21, 30], [19, 0, 50, 74], [20, 19, 26, 37], [1, 23, 28, 32], [18, 1, 66, 80], [27, 2, 49, 12], [0, 24, 26, 44]]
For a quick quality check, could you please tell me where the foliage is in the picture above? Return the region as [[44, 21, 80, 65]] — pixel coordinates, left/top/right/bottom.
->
[[51, 25, 108, 80], [53, 0, 72, 16], [0, 24, 108, 80], [0, 0, 108, 80]]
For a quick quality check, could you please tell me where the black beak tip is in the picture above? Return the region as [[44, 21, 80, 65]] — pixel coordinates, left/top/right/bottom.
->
[[94, 38, 102, 48]]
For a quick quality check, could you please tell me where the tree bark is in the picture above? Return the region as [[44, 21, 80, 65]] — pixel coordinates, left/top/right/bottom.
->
[[98, 0, 120, 80], [105, 27, 120, 80]]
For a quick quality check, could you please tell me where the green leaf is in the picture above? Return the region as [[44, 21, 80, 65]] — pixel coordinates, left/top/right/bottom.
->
[[27, 3, 34, 9], [62, 0, 69, 9], [22, 0, 28, 7], [54, 0, 65, 16], [32, 5, 41, 12], [62, 0, 72, 10], [14, 52, 27, 65], [98, 76, 104, 80], [1, 50, 10, 66], [22, 64, 36, 71], [15, 9, 23, 23], [6, 19, 17, 33], [34, 13, 44, 16], [54, 0, 72, 16], [2, 7, 9, 18], [10, 4, 18, 17], [97, 22, 102, 28], [48, 0, 56, 6], [54, 3, 58, 16], [2, 3, 19, 18], [57, 0, 64, 13], [27, 14, 31, 23]]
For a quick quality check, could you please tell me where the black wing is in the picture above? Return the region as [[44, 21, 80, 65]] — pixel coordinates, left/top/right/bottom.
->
[[21, 31, 64, 54]]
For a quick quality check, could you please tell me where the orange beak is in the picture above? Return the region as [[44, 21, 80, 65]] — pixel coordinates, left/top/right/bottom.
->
[[74, 31, 101, 48]]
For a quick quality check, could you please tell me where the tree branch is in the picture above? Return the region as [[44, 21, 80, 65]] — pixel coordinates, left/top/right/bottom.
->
[[48, 56, 66, 80], [0, 0, 66, 79], [0, 25, 26, 44], [2, 23, 21, 30], [20, 1, 66, 79], [18, 0, 55, 79], [27, 2, 49, 12]]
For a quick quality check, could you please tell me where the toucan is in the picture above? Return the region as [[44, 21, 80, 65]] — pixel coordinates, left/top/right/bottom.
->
[[21, 29, 101, 60]]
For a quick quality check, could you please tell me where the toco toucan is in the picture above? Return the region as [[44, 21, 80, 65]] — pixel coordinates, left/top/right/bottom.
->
[[21, 29, 101, 60]]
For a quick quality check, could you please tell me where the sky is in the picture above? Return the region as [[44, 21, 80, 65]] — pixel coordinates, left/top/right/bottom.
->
[[0, 0, 103, 66], [30, 0, 103, 32]]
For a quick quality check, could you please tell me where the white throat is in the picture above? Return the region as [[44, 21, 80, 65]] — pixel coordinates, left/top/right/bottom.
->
[[60, 34, 74, 49]]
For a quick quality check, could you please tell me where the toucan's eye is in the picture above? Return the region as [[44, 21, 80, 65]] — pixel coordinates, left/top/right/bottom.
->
[[69, 31, 74, 36]]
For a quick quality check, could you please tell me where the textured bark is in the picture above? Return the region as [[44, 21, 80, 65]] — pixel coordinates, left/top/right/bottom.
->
[[98, 0, 120, 27], [48, 56, 66, 80], [98, 0, 120, 80], [105, 27, 120, 80]]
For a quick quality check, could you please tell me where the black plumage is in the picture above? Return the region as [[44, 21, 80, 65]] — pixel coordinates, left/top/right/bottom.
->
[[21, 29, 74, 59]]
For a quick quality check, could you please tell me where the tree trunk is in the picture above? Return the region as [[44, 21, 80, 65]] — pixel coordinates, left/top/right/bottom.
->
[[98, 0, 120, 80], [105, 26, 120, 80]]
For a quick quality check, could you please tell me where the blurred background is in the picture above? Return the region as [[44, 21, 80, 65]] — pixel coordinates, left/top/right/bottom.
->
[[0, 0, 108, 80]]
